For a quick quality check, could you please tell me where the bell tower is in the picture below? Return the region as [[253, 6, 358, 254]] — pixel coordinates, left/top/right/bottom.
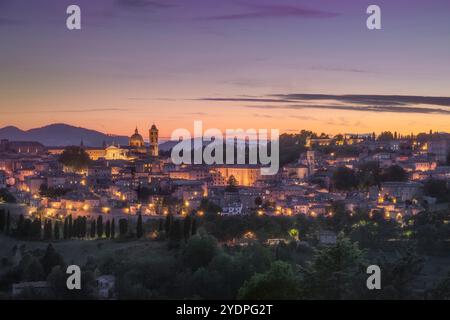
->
[[149, 124, 159, 157]]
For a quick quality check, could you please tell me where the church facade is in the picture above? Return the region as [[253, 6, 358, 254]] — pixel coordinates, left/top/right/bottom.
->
[[47, 124, 159, 161], [129, 124, 159, 158]]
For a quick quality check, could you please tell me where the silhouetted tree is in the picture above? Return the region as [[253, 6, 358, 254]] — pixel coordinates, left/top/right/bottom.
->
[[67, 215, 73, 238], [90, 219, 96, 238], [41, 244, 65, 276], [332, 167, 358, 191], [6, 210, 10, 234], [97, 215, 103, 238], [380, 165, 408, 182], [44, 219, 52, 240], [111, 219, 115, 239], [105, 220, 111, 239], [165, 213, 173, 237], [0, 209, 5, 231], [183, 215, 192, 242], [54, 221, 60, 240], [58, 146, 91, 171], [191, 218, 197, 235], [119, 219, 128, 237], [169, 219, 182, 243], [17, 214, 24, 237], [136, 213, 143, 238], [63, 217, 68, 239]]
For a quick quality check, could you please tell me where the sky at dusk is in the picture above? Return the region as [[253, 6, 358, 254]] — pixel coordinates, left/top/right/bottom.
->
[[1, 0, 450, 138]]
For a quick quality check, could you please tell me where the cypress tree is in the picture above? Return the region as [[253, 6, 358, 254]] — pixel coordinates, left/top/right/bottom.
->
[[169, 219, 182, 243], [32, 219, 42, 240], [136, 213, 143, 238], [23, 219, 32, 239], [191, 217, 197, 236], [63, 218, 68, 239], [90, 219, 96, 238], [105, 220, 111, 239], [17, 214, 24, 237], [119, 219, 128, 237], [54, 221, 60, 240], [6, 210, 10, 235], [111, 219, 115, 239], [165, 213, 173, 238], [81, 217, 87, 238], [183, 215, 192, 242], [97, 215, 103, 238], [68, 215, 73, 238], [73, 218, 78, 238], [44, 220, 52, 240], [0, 209, 5, 231]]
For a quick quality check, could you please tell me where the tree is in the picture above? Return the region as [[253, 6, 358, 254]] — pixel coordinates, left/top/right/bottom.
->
[[357, 161, 381, 188], [332, 167, 358, 191], [105, 220, 111, 239], [168, 219, 182, 245], [111, 219, 115, 239], [191, 217, 197, 236], [31, 219, 42, 240], [183, 234, 218, 271], [423, 179, 450, 203], [381, 165, 408, 182], [54, 221, 60, 240], [97, 215, 103, 238], [0, 209, 5, 231], [67, 215, 73, 238], [136, 213, 143, 239], [90, 219, 96, 238], [6, 210, 10, 234], [63, 218, 68, 239], [237, 261, 301, 300], [16, 214, 25, 237], [137, 186, 152, 203], [300, 237, 367, 299], [81, 217, 87, 238], [119, 219, 128, 237], [44, 220, 52, 241], [165, 213, 173, 237], [58, 146, 91, 171], [41, 244, 65, 276], [378, 131, 394, 141], [380, 165, 408, 182], [183, 215, 192, 242], [431, 272, 450, 299]]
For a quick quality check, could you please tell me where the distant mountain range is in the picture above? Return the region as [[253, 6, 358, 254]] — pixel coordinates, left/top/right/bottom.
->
[[0, 123, 256, 152], [0, 124, 131, 147]]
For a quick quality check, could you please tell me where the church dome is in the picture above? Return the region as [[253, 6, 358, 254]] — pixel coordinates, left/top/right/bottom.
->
[[129, 127, 144, 148]]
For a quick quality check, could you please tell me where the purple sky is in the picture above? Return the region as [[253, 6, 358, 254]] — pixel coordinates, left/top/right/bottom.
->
[[1, 0, 450, 136]]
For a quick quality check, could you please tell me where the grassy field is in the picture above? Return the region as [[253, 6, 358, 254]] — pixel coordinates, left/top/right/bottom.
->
[[0, 234, 166, 268]]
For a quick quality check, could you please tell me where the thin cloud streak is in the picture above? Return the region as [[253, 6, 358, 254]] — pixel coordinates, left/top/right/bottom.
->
[[0, 108, 128, 115], [200, 3, 339, 20], [197, 93, 450, 115]]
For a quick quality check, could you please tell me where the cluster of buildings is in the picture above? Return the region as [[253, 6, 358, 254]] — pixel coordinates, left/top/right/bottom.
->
[[1, 126, 450, 225]]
